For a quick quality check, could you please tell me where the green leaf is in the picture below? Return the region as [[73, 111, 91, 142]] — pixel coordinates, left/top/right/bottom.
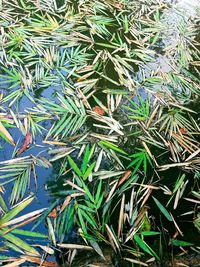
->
[[153, 197, 173, 221], [96, 42, 119, 49], [89, 239, 105, 259], [83, 162, 95, 180], [0, 196, 34, 226], [142, 231, 161, 236], [82, 145, 90, 174], [134, 234, 160, 260], [172, 240, 193, 247], [32, 200, 58, 231], [10, 229, 48, 238], [95, 180, 102, 205], [68, 156, 82, 177], [0, 194, 8, 212], [81, 209, 97, 229], [47, 217, 56, 246], [173, 174, 186, 193], [134, 234, 152, 255], [99, 141, 128, 155], [77, 208, 87, 234], [0, 231, 39, 255], [81, 180, 95, 203], [0, 256, 10, 260]]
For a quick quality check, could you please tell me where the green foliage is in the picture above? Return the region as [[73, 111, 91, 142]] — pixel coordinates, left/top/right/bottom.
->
[[152, 197, 173, 222], [0, 157, 51, 204], [123, 95, 150, 121], [67, 145, 95, 180], [171, 239, 193, 247], [0, 196, 46, 256], [42, 94, 88, 139], [128, 148, 152, 175], [134, 233, 160, 260]]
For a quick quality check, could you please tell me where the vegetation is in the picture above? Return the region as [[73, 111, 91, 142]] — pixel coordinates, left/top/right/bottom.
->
[[0, 0, 199, 266]]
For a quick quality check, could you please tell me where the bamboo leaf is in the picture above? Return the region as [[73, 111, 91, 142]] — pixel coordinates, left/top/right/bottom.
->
[[0, 121, 15, 146], [153, 197, 173, 221], [67, 156, 82, 177], [0, 231, 39, 255], [0, 196, 34, 226]]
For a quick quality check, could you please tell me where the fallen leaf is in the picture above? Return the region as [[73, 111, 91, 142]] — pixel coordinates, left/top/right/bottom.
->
[[22, 256, 58, 267], [0, 121, 15, 146], [48, 208, 57, 219], [93, 106, 105, 116], [59, 196, 71, 214], [1, 258, 26, 267], [16, 132, 32, 156], [118, 170, 132, 186], [34, 245, 54, 255], [57, 244, 93, 250], [179, 127, 187, 134]]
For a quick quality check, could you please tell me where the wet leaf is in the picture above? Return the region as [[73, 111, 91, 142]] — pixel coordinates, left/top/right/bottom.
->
[[0, 196, 34, 226], [172, 240, 193, 246], [0, 231, 39, 255], [134, 234, 159, 260], [0, 121, 15, 146], [152, 197, 173, 221]]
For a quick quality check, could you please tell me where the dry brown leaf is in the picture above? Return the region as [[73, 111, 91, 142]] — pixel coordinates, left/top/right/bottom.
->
[[2, 208, 46, 227], [170, 213, 183, 236], [106, 224, 120, 252], [43, 140, 68, 146], [124, 258, 148, 266], [33, 245, 54, 255], [22, 256, 57, 267], [59, 196, 71, 214], [48, 208, 57, 219], [106, 181, 118, 203], [64, 180, 85, 193], [57, 244, 93, 250], [183, 198, 200, 204], [118, 194, 125, 238], [2, 258, 26, 267], [146, 105, 159, 129], [2, 214, 42, 234], [118, 170, 132, 186]]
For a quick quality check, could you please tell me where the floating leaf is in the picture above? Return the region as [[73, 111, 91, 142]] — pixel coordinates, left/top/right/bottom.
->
[[0, 121, 15, 146], [153, 197, 173, 221]]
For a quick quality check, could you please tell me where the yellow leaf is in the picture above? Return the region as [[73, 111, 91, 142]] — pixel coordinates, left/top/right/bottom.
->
[[0, 121, 15, 146]]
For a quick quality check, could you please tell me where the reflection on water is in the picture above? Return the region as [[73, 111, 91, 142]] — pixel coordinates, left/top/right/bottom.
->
[[176, 0, 200, 16]]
